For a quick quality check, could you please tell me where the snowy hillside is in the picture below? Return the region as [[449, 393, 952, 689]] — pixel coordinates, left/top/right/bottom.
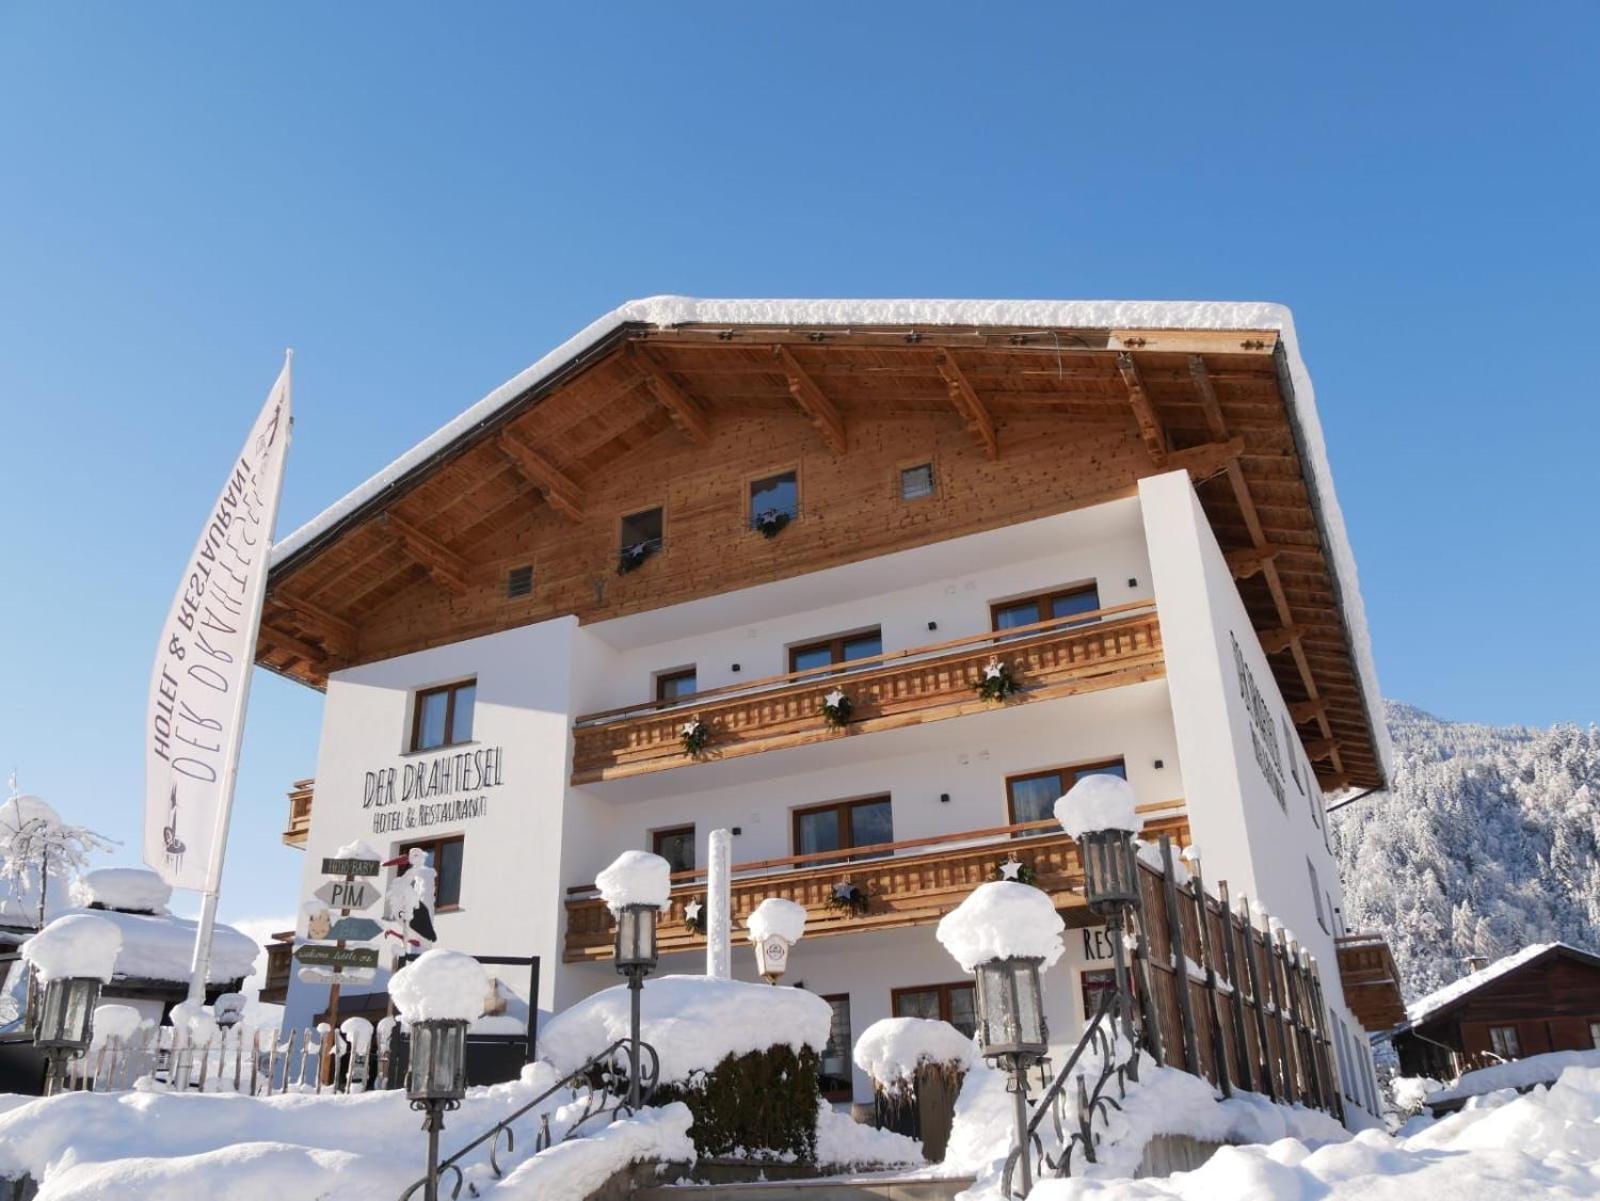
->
[[1331, 701, 1600, 1001]]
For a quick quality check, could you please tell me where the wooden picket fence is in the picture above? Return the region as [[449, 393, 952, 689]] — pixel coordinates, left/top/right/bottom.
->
[[61, 1020, 401, 1096], [1126, 835, 1343, 1118]]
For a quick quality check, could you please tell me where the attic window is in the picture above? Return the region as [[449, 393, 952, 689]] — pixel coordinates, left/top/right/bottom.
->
[[506, 565, 534, 599], [900, 463, 935, 501], [619, 507, 664, 574]]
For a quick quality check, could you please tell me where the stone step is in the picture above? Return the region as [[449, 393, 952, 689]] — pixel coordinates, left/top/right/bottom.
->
[[634, 1176, 974, 1201]]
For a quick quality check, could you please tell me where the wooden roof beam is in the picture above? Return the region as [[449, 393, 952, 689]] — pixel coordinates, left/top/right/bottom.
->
[[1316, 771, 1353, 794], [1116, 352, 1168, 467], [1166, 436, 1245, 483], [774, 345, 847, 454], [270, 591, 357, 654], [1187, 355, 1230, 440], [1259, 625, 1303, 655], [628, 345, 712, 446], [935, 351, 999, 460], [1289, 698, 1329, 724], [1225, 544, 1282, 580], [381, 512, 471, 595], [1304, 737, 1339, 762], [495, 431, 586, 521], [259, 624, 341, 671]]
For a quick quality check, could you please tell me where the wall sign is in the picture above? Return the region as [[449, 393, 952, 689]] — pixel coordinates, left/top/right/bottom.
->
[[1080, 926, 1116, 964], [361, 745, 506, 835], [1230, 631, 1287, 809]]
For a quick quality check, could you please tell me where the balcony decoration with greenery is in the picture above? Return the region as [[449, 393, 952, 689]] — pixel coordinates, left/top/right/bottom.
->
[[618, 539, 657, 574], [682, 896, 707, 935], [826, 880, 870, 917], [680, 718, 710, 758], [820, 688, 853, 728], [752, 506, 793, 538], [974, 656, 1019, 703], [992, 854, 1037, 886]]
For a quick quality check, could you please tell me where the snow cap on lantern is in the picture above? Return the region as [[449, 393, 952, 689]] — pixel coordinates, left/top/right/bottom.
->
[[22, 912, 123, 983], [596, 850, 672, 916], [935, 881, 1065, 973], [1053, 772, 1139, 839], [745, 898, 807, 945], [389, 948, 490, 1023]]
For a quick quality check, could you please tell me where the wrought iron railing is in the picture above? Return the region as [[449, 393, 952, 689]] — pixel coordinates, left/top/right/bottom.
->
[[396, 1036, 659, 1200]]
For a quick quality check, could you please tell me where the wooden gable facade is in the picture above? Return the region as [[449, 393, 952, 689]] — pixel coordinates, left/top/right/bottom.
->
[[257, 317, 1384, 793]]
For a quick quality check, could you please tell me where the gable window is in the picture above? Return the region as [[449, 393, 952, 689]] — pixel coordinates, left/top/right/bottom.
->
[[651, 825, 695, 874], [893, 982, 977, 1039], [411, 679, 476, 752], [793, 795, 893, 865], [818, 995, 854, 1099], [655, 667, 698, 704], [1006, 759, 1127, 833], [398, 834, 465, 912], [789, 627, 883, 675], [1489, 1025, 1522, 1059], [619, 507, 664, 573], [899, 463, 935, 501], [506, 565, 534, 599], [749, 470, 799, 536], [991, 584, 1101, 637]]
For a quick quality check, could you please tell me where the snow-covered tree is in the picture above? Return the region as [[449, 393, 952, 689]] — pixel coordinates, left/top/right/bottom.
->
[[0, 776, 115, 931]]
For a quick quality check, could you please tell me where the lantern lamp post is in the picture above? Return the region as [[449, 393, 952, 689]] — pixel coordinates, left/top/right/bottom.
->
[[32, 975, 102, 1095], [1079, 825, 1141, 1056], [613, 901, 660, 1110], [753, 933, 792, 985], [407, 1017, 469, 1201], [973, 954, 1049, 1198]]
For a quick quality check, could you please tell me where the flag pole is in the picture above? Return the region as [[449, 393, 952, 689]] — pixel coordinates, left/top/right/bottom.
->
[[183, 349, 294, 1007]]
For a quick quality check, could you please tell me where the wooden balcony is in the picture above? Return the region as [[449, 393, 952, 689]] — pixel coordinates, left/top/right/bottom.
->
[[1335, 932, 1407, 1031], [563, 805, 1189, 963], [571, 601, 1164, 785], [259, 931, 295, 1004], [282, 778, 314, 848]]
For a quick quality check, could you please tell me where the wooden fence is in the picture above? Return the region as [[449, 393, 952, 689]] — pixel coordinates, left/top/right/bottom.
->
[[1125, 835, 1343, 1119]]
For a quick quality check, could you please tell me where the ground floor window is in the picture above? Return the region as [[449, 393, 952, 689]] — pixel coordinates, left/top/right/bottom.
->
[[1489, 1024, 1522, 1059], [399, 834, 465, 911], [1080, 967, 1117, 1019], [652, 825, 694, 873], [818, 994, 853, 1099], [892, 981, 977, 1039]]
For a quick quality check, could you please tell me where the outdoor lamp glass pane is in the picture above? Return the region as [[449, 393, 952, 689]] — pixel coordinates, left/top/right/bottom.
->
[[974, 958, 1046, 1058], [36, 977, 100, 1051], [408, 1019, 468, 1101], [1083, 829, 1139, 912], [615, 904, 659, 968]]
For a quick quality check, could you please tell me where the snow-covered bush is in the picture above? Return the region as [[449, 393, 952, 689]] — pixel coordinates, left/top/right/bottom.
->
[[0, 791, 113, 930], [853, 1017, 975, 1098]]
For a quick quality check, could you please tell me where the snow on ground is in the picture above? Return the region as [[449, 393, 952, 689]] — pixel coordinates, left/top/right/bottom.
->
[[388, 948, 488, 1022], [1055, 774, 1140, 838], [936, 881, 1065, 972], [539, 975, 832, 1084], [68, 869, 171, 915], [22, 914, 121, 982], [815, 1101, 924, 1168], [484, 1103, 695, 1200], [1425, 1048, 1600, 1107], [746, 897, 807, 944], [595, 851, 672, 913], [853, 1017, 976, 1095]]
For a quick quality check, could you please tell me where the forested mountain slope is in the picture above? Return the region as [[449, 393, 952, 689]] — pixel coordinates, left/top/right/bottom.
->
[[1331, 702, 1600, 1000]]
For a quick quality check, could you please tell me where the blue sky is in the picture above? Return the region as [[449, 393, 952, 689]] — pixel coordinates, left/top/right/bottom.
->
[[2, 3, 1596, 925]]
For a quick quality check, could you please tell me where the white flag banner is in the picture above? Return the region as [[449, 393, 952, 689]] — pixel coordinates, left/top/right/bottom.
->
[[145, 362, 292, 890]]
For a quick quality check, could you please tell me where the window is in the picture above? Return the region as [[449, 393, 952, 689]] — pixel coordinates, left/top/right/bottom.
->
[[619, 507, 664, 571], [411, 680, 476, 753], [991, 584, 1101, 637], [893, 982, 977, 1038], [398, 835, 465, 911], [899, 463, 935, 501], [652, 826, 695, 874], [1080, 968, 1117, 1020], [655, 667, 698, 704], [793, 795, 893, 865], [1006, 760, 1127, 832], [1309, 860, 1328, 933], [818, 995, 854, 1099], [789, 628, 883, 675], [749, 470, 799, 532], [506, 565, 534, 599], [1489, 1025, 1522, 1059]]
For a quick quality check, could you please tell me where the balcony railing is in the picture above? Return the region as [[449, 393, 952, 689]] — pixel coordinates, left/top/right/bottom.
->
[[259, 931, 296, 1004], [1334, 932, 1407, 1031], [562, 804, 1189, 963], [282, 778, 314, 848], [570, 600, 1164, 785]]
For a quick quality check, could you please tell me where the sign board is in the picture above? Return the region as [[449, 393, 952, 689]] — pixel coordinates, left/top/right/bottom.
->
[[298, 965, 376, 987], [321, 857, 381, 878], [295, 944, 380, 969], [327, 917, 384, 943], [315, 879, 380, 910]]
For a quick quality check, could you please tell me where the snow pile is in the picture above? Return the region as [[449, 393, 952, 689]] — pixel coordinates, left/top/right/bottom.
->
[[213, 993, 247, 1023], [815, 1101, 924, 1168], [44, 906, 259, 984], [936, 882, 1065, 972], [1426, 1047, 1600, 1107], [22, 912, 122, 982], [853, 1018, 976, 1094], [89, 1004, 142, 1045], [340, 1016, 374, 1054], [68, 868, 171, 915], [1054, 773, 1140, 838], [595, 850, 672, 914], [487, 1103, 695, 1199], [389, 948, 489, 1022], [1390, 1074, 1443, 1114], [1405, 941, 1560, 1025], [1136, 839, 1191, 886], [332, 839, 382, 864], [746, 897, 807, 944], [540, 975, 832, 1084]]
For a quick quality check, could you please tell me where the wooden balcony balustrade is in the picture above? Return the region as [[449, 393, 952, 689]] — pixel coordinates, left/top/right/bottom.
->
[[282, 778, 315, 848], [1334, 932, 1407, 1031], [570, 600, 1165, 785], [562, 805, 1189, 963]]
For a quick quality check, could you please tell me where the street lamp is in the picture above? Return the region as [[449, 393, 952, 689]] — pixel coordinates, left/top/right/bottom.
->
[[973, 954, 1048, 1197], [33, 975, 101, 1095], [613, 901, 660, 1110], [745, 897, 807, 986], [1079, 825, 1141, 1060], [406, 1017, 469, 1201]]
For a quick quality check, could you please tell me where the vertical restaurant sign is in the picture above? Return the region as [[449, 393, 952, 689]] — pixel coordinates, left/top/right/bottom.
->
[[144, 365, 292, 889]]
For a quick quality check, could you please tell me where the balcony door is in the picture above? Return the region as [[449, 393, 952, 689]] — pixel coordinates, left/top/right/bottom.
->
[[1006, 759, 1127, 832], [793, 795, 893, 865], [991, 584, 1100, 637]]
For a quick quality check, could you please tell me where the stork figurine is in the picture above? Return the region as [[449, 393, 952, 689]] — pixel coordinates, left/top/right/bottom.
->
[[381, 847, 438, 949]]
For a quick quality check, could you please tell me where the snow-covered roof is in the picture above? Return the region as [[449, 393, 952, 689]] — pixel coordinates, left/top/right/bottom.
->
[[50, 907, 259, 987], [269, 296, 1391, 785], [1405, 942, 1600, 1026]]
